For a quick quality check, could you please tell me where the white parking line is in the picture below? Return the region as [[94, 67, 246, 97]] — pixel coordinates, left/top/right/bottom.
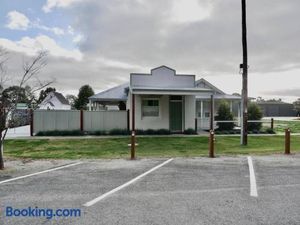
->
[[0, 162, 83, 185], [247, 156, 258, 197], [83, 158, 174, 207]]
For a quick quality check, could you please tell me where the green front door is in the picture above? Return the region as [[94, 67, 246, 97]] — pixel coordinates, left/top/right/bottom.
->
[[170, 99, 183, 132]]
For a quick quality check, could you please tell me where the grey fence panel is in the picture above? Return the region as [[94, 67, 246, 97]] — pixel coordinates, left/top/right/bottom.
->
[[33, 110, 80, 133], [34, 110, 127, 133], [83, 111, 127, 131]]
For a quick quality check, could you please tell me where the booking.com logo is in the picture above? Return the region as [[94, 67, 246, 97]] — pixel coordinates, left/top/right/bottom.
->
[[5, 206, 81, 220]]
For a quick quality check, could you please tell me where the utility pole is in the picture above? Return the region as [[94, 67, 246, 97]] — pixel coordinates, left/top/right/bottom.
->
[[241, 0, 248, 145]]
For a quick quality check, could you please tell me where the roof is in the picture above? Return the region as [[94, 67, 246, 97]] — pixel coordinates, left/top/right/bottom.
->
[[256, 101, 292, 105], [196, 94, 241, 100], [53, 92, 69, 105], [131, 86, 212, 95], [195, 78, 225, 95], [89, 83, 129, 101], [40, 91, 70, 106]]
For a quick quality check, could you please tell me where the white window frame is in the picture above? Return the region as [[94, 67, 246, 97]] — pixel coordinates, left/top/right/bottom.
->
[[141, 98, 160, 118]]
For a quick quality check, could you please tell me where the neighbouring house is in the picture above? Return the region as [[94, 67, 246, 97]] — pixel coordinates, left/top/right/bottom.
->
[[38, 92, 71, 110], [256, 101, 297, 117], [89, 66, 241, 132]]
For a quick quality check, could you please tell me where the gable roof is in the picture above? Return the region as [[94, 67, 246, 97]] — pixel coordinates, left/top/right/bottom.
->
[[40, 92, 69, 106], [89, 83, 129, 101], [53, 92, 69, 105], [195, 78, 225, 95]]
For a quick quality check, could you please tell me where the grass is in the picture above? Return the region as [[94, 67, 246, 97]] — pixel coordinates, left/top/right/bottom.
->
[[273, 120, 300, 133], [3, 135, 300, 159]]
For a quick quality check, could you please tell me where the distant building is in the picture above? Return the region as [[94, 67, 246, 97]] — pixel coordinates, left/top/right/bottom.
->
[[38, 92, 71, 110], [257, 102, 296, 117]]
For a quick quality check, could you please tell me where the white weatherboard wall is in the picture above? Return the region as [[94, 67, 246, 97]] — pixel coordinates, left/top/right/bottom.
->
[[185, 95, 196, 129], [34, 110, 80, 133], [132, 94, 169, 130], [83, 111, 127, 131]]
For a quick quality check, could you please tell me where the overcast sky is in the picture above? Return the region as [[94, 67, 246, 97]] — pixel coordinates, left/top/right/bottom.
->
[[0, 0, 299, 102]]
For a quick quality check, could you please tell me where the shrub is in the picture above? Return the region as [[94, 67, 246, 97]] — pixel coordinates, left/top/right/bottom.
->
[[266, 128, 276, 134], [183, 128, 197, 135], [156, 129, 171, 135], [91, 130, 107, 135], [36, 130, 83, 136], [108, 129, 130, 135], [248, 103, 263, 131], [215, 101, 234, 131], [145, 129, 156, 135]]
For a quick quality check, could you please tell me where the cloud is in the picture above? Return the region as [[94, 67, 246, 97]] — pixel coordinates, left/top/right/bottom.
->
[[0, 35, 82, 61], [171, 0, 212, 24], [43, 0, 83, 13], [72, 34, 83, 43], [3, 0, 300, 103], [6, 11, 30, 30], [6, 11, 66, 36], [32, 22, 65, 36], [263, 89, 300, 97], [70, 0, 300, 75]]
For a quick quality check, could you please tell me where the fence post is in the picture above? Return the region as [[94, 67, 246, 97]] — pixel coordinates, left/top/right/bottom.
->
[[131, 131, 136, 160], [271, 118, 274, 130], [30, 109, 34, 137], [209, 130, 215, 158], [210, 95, 214, 131], [131, 94, 136, 160], [285, 128, 291, 155], [80, 110, 84, 132], [127, 109, 130, 131], [195, 118, 198, 133]]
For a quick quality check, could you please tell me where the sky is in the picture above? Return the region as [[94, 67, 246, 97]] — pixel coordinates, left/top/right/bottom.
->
[[0, 0, 299, 102]]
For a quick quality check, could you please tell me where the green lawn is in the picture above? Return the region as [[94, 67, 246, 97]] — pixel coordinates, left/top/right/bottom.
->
[[4, 135, 300, 159], [273, 120, 300, 133]]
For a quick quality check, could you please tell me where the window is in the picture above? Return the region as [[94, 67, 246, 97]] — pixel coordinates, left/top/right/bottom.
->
[[205, 112, 210, 118], [142, 99, 159, 117]]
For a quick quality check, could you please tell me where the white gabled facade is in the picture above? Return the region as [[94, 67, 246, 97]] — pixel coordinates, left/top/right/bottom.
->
[[39, 92, 71, 110]]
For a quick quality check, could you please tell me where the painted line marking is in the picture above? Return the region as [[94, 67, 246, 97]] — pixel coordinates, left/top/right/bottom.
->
[[83, 158, 174, 207], [0, 162, 83, 185], [247, 156, 258, 197]]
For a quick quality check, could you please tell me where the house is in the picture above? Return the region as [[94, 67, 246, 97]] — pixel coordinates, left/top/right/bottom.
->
[[256, 101, 296, 117], [89, 66, 241, 132], [38, 92, 71, 110]]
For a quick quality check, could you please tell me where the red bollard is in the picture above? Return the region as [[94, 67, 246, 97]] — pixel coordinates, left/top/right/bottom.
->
[[285, 128, 291, 155]]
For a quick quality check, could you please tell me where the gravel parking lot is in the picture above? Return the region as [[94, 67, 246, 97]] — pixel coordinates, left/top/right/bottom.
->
[[0, 155, 299, 225]]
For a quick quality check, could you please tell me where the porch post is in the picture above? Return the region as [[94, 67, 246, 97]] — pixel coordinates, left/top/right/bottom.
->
[[210, 95, 214, 131], [88, 100, 92, 111], [200, 100, 204, 119], [230, 100, 233, 112]]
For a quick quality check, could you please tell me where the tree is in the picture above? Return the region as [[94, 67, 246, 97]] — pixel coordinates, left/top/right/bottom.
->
[[37, 87, 56, 104], [215, 101, 235, 131], [248, 102, 263, 131], [293, 98, 300, 116], [0, 49, 53, 169], [74, 85, 94, 110], [66, 94, 77, 109]]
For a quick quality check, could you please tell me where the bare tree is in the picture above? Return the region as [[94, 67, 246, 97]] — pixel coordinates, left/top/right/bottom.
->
[[0, 49, 54, 169]]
